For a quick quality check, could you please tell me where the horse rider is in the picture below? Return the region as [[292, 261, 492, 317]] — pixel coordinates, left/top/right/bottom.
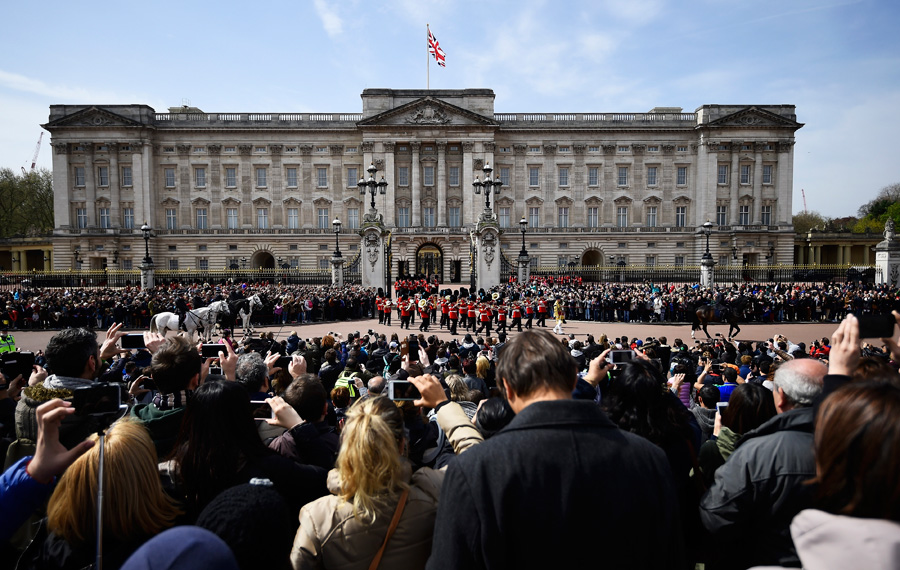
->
[[175, 294, 190, 331]]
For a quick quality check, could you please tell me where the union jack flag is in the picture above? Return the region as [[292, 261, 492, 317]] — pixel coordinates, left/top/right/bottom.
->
[[428, 28, 446, 67]]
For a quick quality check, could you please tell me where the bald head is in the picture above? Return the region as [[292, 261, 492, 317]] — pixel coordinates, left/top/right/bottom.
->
[[774, 358, 826, 412], [367, 375, 386, 395]]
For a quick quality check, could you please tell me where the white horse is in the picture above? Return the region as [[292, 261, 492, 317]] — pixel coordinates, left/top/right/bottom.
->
[[149, 300, 230, 342], [228, 294, 263, 338]]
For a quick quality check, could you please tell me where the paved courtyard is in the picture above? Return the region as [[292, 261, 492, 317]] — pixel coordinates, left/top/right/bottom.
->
[[8, 317, 841, 354]]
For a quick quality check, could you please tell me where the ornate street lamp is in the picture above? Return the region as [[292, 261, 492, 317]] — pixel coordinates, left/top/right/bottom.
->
[[358, 162, 388, 220], [332, 217, 342, 258], [140, 223, 153, 266], [701, 220, 714, 260], [473, 163, 503, 218], [241, 257, 247, 269], [519, 217, 528, 257]]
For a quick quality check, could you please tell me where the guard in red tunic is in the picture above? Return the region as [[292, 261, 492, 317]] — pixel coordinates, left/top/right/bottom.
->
[[400, 298, 412, 330], [448, 301, 459, 335], [418, 299, 432, 332], [536, 299, 549, 328], [509, 302, 523, 332], [496, 303, 508, 334], [467, 301, 477, 332], [382, 298, 392, 326], [476, 303, 493, 335], [524, 300, 534, 329], [376, 296, 384, 325], [440, 297, 450, 329]]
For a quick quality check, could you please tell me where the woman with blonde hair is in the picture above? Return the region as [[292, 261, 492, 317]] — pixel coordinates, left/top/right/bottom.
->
[[290, 377, 481, 570], [23, 419, 182, 570]]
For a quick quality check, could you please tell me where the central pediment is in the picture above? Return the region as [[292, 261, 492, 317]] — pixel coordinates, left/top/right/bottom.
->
[[43, 106, 146, 129], [706, 106, 803, 129], [358, 96, 497, 128]]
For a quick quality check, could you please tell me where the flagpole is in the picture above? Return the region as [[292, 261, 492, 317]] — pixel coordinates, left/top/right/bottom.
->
[[426, 23, 430, 90]]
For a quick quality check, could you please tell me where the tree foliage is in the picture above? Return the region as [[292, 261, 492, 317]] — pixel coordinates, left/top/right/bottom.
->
[[792, 210, 827, 234], [0, 168, 55, 238], [854, 182, 900, 233]]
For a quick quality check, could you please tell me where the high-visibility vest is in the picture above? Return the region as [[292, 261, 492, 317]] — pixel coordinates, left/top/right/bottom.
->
[[0, 334, 15, 354]]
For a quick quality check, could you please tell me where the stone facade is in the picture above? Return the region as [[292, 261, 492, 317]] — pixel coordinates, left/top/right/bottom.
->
[[43, 89, 802, 280]]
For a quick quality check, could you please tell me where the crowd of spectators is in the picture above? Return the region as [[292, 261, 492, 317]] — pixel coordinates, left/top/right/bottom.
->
[[0, 277, 897, 334], [1, 296, 899, 568]]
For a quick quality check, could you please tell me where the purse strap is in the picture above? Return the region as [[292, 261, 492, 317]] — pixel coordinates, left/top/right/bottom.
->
[[368, 488, 410, 570]]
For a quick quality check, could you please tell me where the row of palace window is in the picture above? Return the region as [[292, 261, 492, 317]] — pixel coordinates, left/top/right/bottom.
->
[[73, 163, 770, 192], [73, 202, 772, 231], [717, 164, 774, 185]]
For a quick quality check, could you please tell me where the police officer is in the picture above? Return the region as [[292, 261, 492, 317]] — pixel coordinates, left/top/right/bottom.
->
[[0, 328, 15, 354]]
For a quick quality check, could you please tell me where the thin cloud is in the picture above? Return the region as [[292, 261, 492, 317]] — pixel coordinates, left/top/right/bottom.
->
[[313, 0, 343, 37], [0, 69, 143, 104]]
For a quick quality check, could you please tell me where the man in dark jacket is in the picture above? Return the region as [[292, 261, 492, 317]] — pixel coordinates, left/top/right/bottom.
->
[[699, 358, 825, 569], [428, 329, 683, 569], [268, 374, 338, 470]]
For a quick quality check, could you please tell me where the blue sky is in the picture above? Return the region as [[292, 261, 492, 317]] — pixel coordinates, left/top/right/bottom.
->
[[1, 0, 897, 218]]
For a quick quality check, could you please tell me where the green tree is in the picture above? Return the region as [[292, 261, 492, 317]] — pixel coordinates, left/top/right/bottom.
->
[[853, 182, 900, 233], [792, 210, 827, 234], [0, 168, 55, 238]]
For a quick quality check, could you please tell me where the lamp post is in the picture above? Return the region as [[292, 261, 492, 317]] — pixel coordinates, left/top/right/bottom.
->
[[241, 257, 247, 269], [357, 162, 388, 222], [700, 220, 715, 288], [139, 223, 155, 288], [332, 218, 342, 258], [472, 163, 503, 220], [73, 250, 82, 269], [519, 217, 528, 257], [141, 223, 153, 266]]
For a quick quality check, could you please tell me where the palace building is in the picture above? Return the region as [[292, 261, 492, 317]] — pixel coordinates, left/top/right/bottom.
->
[[43, 88, 802, 282]]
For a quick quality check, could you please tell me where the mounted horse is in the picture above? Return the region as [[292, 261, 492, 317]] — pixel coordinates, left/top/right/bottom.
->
[[149, 300, 230, 342], [225, 294, 265, 338], [691, 295, 749, 341]]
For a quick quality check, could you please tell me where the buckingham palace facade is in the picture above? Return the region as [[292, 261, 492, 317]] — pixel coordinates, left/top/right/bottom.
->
[[43, 88, 802, 281]]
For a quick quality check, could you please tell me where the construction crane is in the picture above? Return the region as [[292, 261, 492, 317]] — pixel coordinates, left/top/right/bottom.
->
[[801, 188, 808, 213], [21, 132, 43, 175]]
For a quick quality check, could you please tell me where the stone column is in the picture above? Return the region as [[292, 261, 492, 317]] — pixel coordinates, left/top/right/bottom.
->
[[845, 245, 853, 265], [140, 263, 155, 289], [208, 144, 223, 228], [729, 143, 740, 226], [383, 142, 396, 227], [474, 220, 500, 291], [517, 254, 531, 284], [361, 223, 388, 293], [437, 142, 447, 226], [875, 222, 899, 286], [331, 256, 345, 287], [410, 142, 421, 226], [776, 141, 793, 225], [797, 246, 805, 265], [753, 144, 764, 224], [700, 254, 716, 288], [51, 142, 71, 228], [84, 144, 97, 227], [133, 143, 147, 230], [699, 142, 716, 224], [109, 143, 120, 228], [462, 142, 475, 225], [836, 245, 843, 265]]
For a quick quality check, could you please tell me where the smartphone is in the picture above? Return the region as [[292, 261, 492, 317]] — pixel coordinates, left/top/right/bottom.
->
[[388, 380, 421, 401], [608, 350, 634, 364], [716, 401, 729, 413], [276, 356, 291, 370], [249, 400, 272, 421], [857, 314, 895, 339], [408, 339, 420, 362], [208, 366, 223, 376], [72, 384, 122, 416], [120, 334, 146, 349], [201, 344, 224, 358]]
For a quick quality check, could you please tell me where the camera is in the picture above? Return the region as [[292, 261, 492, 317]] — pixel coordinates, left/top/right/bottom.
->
[[1, 351, 35, 380], [120, 334, 146, 350], [72, 383, 123, 418], [249, 400, 273, 421], [201, 344, 223, 358]]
